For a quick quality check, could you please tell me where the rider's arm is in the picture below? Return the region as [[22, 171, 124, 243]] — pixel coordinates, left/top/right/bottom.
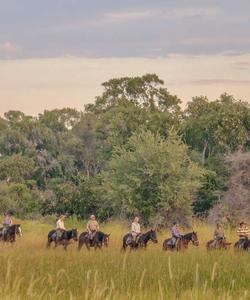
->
[[131, 222, 136, 233], [61, 221, 66, 230], [57, 220, 65, 230]]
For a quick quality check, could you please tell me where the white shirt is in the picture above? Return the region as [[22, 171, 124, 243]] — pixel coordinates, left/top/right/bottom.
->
[[131, 222, 141, 234], [56, 219, 65, 230]]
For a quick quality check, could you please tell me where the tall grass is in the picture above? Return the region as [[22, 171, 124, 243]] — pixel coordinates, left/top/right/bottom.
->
[[0, 220, 249, 300]]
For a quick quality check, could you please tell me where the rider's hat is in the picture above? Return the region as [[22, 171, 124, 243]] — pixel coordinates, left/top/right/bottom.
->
[[59, 214, 65, 219], [90, 214, 95, 219]]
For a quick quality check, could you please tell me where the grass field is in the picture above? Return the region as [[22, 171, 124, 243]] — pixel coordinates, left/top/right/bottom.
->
[[0, 219, 249, 300]]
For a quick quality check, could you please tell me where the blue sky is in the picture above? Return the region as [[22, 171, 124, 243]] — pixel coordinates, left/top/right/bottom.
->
[[1, 0, 250, 58]]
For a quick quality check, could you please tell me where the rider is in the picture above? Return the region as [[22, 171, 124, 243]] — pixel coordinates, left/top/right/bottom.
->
[[87, 215, 100, 240], [56, 214, 66, 240], [2, 212, 13, 240], [212, 223, 225, 248], [131, 217, 141, 242], [237, 221, 249, 249], [171, 222, 181, 247]]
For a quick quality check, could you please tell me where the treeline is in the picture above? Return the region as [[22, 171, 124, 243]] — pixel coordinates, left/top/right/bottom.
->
[[0, 74, 249, 225]]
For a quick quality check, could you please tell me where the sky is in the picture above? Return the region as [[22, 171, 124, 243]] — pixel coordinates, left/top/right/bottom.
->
[[1, 0, 250, 115]]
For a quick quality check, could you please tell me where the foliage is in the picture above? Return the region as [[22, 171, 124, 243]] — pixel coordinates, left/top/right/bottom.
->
[[99, 130, 203, 224], [0, 74, 249, 222]]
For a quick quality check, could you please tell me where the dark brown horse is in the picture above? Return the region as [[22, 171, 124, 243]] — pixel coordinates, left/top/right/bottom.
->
[[234, 238, 250, 251], [163, 232, 199, 251], [206, 238, 231, 250], [0, 224, 22, 243], [78, 231, 110, 250], [122, 229, 158, 251], [47, 229, 78, 250]]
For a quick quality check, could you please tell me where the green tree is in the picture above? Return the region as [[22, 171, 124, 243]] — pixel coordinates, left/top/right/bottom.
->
[[85, 74, 181, 114], [0, 154, 34, 183], [0, 183, 36, 216], [100, 130, 203, 225], [182, 94, 250, 163]]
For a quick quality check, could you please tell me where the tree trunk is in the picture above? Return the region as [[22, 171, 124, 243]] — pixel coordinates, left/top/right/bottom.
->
[[202, 140, 208, 165]]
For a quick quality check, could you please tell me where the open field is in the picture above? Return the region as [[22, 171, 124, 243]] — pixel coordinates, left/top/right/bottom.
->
[[0, 220, 249, 300]]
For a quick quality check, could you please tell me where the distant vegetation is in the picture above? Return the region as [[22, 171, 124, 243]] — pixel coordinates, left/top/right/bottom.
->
[[0, 74, 249, 225]]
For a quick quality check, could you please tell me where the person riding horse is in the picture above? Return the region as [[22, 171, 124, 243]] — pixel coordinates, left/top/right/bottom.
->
[[236, 222, 249, 250], [131, 217, 141, 243], [56, 215, 66, 241], [2, 212, 13, 241], [86, 215, 100, 241], [211, 223, 225, 248], [171, 222, 182, 248]]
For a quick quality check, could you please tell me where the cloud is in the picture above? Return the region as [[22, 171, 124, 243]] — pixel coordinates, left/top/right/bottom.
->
[[180, 37, 250, 46], [106, 10, 154, 22], [0, 42, 21, 57], [105, 7, 221, 23], [233, 61, 250, 70], [184, 79, 250, 85]]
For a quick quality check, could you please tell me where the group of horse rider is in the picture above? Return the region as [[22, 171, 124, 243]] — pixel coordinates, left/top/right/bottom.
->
[[169, 221, 249, 249], [55, 214, 100, 241], [2, 211, 250, 249]]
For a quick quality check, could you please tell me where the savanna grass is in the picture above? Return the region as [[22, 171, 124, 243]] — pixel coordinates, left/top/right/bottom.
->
[[0, 220, 249, 300]]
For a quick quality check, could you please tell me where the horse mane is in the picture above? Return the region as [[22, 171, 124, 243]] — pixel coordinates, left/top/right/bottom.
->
[[142, 229, 154, 237], [183, 232, 194, 239]]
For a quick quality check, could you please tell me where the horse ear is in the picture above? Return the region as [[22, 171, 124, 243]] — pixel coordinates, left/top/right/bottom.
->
[[107, 233, 111, 237]]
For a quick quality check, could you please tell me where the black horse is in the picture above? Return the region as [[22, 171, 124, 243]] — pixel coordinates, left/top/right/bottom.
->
[[78, 231, 110, 250], [122, 229, 158, 250], [163, 232, 199, 251], [234, 238, 250, 251], [0, 224, 22, 243], [47, 229, 78, 250]]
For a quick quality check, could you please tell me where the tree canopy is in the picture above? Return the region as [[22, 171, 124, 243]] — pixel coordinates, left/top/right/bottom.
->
[[0, 74, 249, 225]]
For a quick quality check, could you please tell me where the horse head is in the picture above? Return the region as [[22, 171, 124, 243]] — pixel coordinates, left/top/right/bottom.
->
[[71, 229, 78, 241], [103, 233, 110, 247], [16, 225, 22, 237], [191, 231, 199, 246], [150, 229, 158, 243]]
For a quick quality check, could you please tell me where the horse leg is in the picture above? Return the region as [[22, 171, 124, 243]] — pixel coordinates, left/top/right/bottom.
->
[[47, 238, 52, 248], [54, 240, 58, 249], [78, 240, 83, 251], [63, 241, 68, 251], [85, 242, 90, 250], [121, 243, 127, 252]]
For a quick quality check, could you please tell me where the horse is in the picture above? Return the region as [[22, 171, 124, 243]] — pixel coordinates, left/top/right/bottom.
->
[[122, 229, 158, 251], [78, 231, 110, 250], [206, 237, 231, 250], [234, 238, 250, 251], [47, 229, 78, 250], [0, 224, 22, 243], [162, 232, 199, 251]]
